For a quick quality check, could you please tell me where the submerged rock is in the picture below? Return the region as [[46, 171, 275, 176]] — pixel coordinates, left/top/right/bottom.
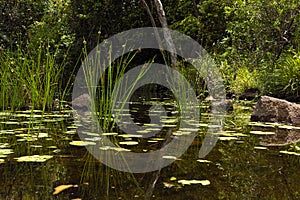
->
[[252, 126, 300, 146], [251, 96, 300, 126], [71, 93, 91, 110]]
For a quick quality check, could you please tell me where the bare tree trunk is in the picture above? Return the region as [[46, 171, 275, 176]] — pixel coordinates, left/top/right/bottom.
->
[[140, 0, 157, 28], [139, 2, 178, 198], [153, 0, 177, 67]]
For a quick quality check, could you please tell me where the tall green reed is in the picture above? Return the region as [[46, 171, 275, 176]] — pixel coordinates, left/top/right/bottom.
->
[[0, 42, 70, 111]]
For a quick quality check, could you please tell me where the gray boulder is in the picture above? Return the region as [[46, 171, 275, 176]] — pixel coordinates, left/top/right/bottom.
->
[[251, 96, 300, 126]]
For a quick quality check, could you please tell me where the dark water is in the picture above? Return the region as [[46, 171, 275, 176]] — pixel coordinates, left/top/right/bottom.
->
[[0, 100, 300, 200]]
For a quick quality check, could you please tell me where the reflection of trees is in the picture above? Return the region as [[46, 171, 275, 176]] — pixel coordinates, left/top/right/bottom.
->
[[218, 138, 300, 199]]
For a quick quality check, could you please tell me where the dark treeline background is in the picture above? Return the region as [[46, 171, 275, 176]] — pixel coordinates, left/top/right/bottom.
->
[[1, 0, 300, 108]]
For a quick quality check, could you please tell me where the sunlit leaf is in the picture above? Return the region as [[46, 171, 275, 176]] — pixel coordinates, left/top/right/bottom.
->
[[53, 184, 74, 195]]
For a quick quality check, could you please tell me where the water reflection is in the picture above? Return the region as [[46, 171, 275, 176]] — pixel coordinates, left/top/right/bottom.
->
[[0, 100, 300, 199]]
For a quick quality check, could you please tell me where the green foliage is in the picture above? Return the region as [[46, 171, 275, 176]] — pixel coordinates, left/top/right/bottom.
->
[[169, 0, 230, 49], [231, 67, 258, 94], [258, 50, 300, 98], [0, 42, 69, 110], [222, 0, 300, 65], [27, 0, 75, 55]]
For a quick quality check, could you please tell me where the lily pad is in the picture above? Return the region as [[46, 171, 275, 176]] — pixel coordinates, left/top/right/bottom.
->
[[99, 146, 131, 152], [162, 155, 180, 160], [119, 141, 139, 145], [279, 150, 300, 156], [118, 134, 143, 138], [178, 179, 210, 186], [14, 155, 53, 162], [0, 149, 14, 157], [249, 130, 275, 135], [254, 146, 268, 150], [69, 141, 96, 146], [197, 159, 212, 163]]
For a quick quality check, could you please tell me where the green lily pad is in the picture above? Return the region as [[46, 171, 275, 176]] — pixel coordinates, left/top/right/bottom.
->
[[119, 141, 139, 145], [279, 150, 300, 156], [254, 146, 268, 150], [0, 149, 14, 156], [101, 132, 118, 136], [69, 141, 96, 146], [99, 146, 131, 152], [162, 155, 180, 160], [178, 179, 210, 186], [197, 159, 212, 163], [249, 130, 275, 135], [14, 155, 53, 162], [219, 136, 238, 141], [147, 140, 159, 143], [118, 134, 143, 138]]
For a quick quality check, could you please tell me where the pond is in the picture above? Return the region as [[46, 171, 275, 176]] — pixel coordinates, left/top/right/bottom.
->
[[0, 98, 300, 199]]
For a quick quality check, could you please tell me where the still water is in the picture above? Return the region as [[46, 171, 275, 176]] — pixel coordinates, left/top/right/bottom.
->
[[0, 99, 300, 199]]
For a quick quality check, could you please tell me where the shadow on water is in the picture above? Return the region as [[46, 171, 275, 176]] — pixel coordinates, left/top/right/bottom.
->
[[1, 99, 300, 199]]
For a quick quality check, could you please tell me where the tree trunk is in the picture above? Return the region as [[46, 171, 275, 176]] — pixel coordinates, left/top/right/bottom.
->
[[153, 0, 177, 67]]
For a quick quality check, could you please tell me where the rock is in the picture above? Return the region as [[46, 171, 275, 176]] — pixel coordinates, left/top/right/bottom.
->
[[251, 96, 300, 126], [213, 99, 233, 112], [71, 93, 91, 109]]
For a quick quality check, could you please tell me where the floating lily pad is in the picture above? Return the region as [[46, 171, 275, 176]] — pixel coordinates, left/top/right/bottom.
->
[[147, 140, 159, 143], [178, 179, 210, 186], [36, 132, 49, 138], [118, 134, 143, 138], [180, 128, 199, 132], [219, 136, 238, 141], [161, 118, 178, 123], [69, 141, 96, 146], [99, 146, 131, 152], [119, 141, 138, 145], [30, 145, 43, 148], [163, 124, 177, 128], [172, 131, 192, 136], [0, 149, 14, 157], [101, 132, 118, 136], [279, 150, 300, 156], [14, 155, 53, 162], [197, 159, 212, 163], [65, 130, 77, 135], [254, 146, 268, 150], [0, 130, 14, 135], [0, 159, 5, 164], [250, 130, 275, 135], [136, 130, 152, 134], [162, 155, 180, 160], [4, 121, 19, 125]]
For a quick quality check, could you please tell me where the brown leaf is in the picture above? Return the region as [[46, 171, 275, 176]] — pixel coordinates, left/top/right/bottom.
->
[[53, 184, 74, 195]]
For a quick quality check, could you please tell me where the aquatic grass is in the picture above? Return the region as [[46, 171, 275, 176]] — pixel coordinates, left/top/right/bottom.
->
[[78, 44, 151, 197], [0, 41, 70, 111]]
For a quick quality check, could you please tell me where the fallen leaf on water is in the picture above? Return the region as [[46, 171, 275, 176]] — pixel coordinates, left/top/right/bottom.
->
[[53, 184, 74, 195]]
